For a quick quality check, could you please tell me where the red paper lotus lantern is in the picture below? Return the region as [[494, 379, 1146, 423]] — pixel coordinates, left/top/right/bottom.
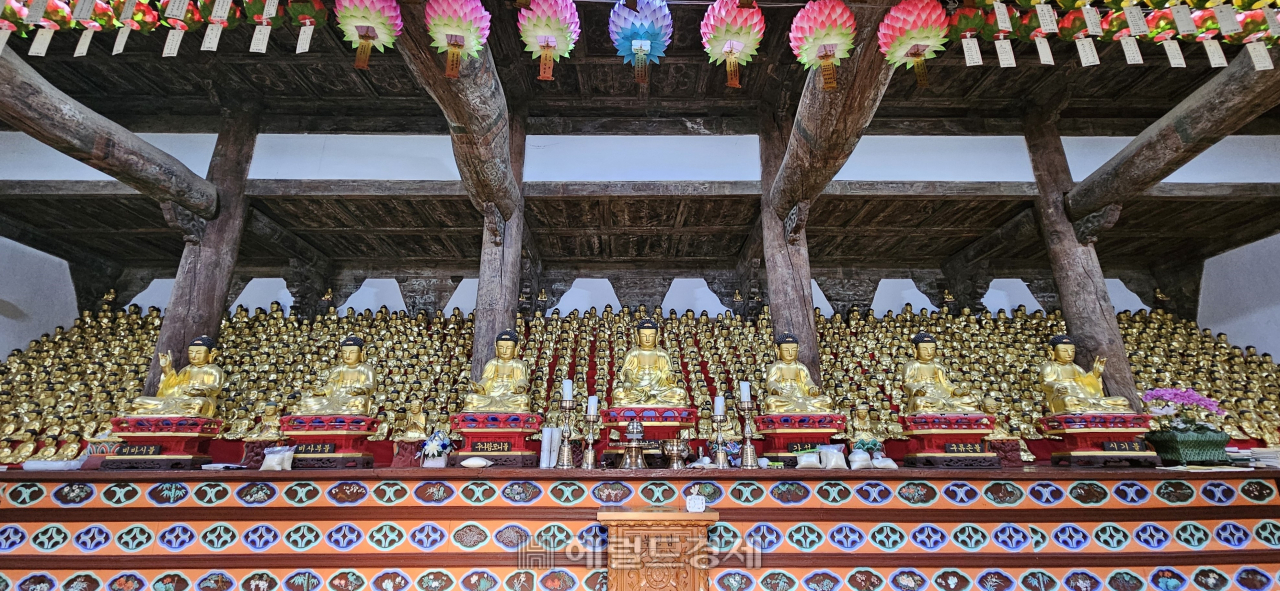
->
[[878, 0, 948, 87]]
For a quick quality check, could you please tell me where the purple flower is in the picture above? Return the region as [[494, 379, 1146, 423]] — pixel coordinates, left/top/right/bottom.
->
[[1142, 388, 1224, 415]]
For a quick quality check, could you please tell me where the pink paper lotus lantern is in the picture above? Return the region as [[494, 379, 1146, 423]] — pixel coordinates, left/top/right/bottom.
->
[[335, 0, 402, 69], [700, 0, 764, 88], [425, 0, 490, 78], [608, 0, 672, 83], [878, 0, 948, 87], [790, 0, 857, 90], [518, 0, 579, 81]]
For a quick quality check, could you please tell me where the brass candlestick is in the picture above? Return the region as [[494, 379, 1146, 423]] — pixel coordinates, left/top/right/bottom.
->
[[620, 418, 646, 470], [712, 414, 729, 469], [738, 398, 759, 469], [663, 438, 689, 469], [555, 398, 577, 470], [581, 413, 600, 470]]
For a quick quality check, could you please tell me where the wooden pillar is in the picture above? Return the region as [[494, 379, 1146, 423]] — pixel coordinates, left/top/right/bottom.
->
[[144, 108, 261, 395], [759, 112, 821, 385], [470, 110, 528, 381], [1024, 109, 1140, 410]]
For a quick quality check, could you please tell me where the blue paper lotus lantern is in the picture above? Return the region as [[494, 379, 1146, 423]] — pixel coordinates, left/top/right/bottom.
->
[[608, 0, 672, 83]]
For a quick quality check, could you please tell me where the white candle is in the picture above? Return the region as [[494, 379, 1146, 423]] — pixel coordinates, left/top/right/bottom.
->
[[738, 381, 751, 402], [587, 395, 598, 415], [714, 396, 725, 416], [561, 380, 573, 401]]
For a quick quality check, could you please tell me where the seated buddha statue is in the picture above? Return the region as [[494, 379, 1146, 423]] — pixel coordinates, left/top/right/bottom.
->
[[1039, 335, 1135, 415], [293, 336, 375, 415], [391, 399, 430, 442], [762, 333, 834, 414], [902, 332, 982, 414], [462, 331, 531, 413], [127, 335, 223, 418], [612, 318, 689, 407]]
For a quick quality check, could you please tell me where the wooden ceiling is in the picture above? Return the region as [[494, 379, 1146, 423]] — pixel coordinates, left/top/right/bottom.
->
[[3, 0, 1280, 272]]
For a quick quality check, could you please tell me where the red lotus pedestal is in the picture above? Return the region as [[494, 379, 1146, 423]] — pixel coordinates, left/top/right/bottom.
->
[[601, 406, 697, 468], [753, 414, 846, 467], [281, 415, 379, 469], [1040, 414, 1158, 467], [903, 414, 1001, 468], [100, 417, 222, 470], [448, 412, 543, 467]]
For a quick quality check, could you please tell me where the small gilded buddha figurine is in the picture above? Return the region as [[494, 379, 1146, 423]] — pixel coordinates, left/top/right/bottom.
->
[[902, 332, 982, 414], [762, 333, 833, 414], [613, 318, 689, 407], [462, 331, 531, 413], [245, 403, 283, 442], [294, 336, 375, 415], [128, 335, 223, 418], [392, 399, 429, 442], [1039, 335, 1135, 415]]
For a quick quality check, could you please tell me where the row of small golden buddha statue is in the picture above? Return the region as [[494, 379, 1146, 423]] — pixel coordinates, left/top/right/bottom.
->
[[2, 296, 1278, 464]]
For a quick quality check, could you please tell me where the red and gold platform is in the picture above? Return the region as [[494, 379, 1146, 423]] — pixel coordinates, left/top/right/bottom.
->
[[448, 412, 543, 467], [100, 416, 222, 470], [902, 414, 1001, 468], [1040, 414, 1159, 467], [280, 415, 379, 469], [753, 413, 846, 467], [600, 406, 696, 467]]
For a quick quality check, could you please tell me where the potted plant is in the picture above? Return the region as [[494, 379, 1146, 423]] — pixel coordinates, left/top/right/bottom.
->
[[1142, 388, 1231, 466]]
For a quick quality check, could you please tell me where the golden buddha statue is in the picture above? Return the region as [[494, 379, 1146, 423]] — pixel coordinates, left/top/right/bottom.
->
[[902, 332, 982, 414], [762, 333, 833, 414], [392, 399, 429, 442], [294, 336, 375, 415], [127, 336, 223, 418], [244, 403, 283, 442], [221, 408, 254, 440], [613, 318, 689, 407], [52, 434, 82, 461], [462, 331, 531, 413], [1039, 335, 1135, 415]]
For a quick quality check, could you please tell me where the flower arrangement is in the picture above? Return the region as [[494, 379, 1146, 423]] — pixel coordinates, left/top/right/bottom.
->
[[1222, 9, 1270, 44], [39, 0, 77, 30], [789, 0, 857, 89], [947, 6, 986, 42], [419, 430, 452, 467], [244, 0, 282, 28], [1100, 8, 1134, 40], [113, 0, 159, 33], [157, 0, 203, 31], [78, 0, 118, 30], [1, 0, 30, 38], [424, 0, 491, 78], [202, 0, 244, 29], [1143, 388, 1224, 430], [981, 4, 1017, 41], [608, 0, 672, 83], [1142, 388, 1231, 465], [286, 0, 325, 27]]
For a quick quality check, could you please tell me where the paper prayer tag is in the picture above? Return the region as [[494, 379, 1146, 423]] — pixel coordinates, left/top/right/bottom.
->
[[162, 27, 183, 56], [1247, 41, 1273, 70], [1125, 5, 1149, 35], [249, 24, 270, 52], [201, 22, 222, 50], [0, 29, 10, 56], [164, 0, 186, 19], [72, 0, 94, 20], [995, 38, 1016, 67], [1172, 5, 1195, 35], [1162, 39, 1185, 67], [1035, 36, 1054, 64], [1082, 5, 1103, 36], [1264, 8, 1280, 34], [993, 1, 1012, 31], [112, 25, 129, 54], [1214, 4, 1241, 34], [74, 27, 94, 56], [209, 0, 231, 19], [262, 0, 278, 18], [1203, 38, 1227, 67], [1036, 3, 1059, 33], [117, 0, 136, 20], [961, 37, 982, 66], [1076, 37, 1100, 66], [27, 27, 52, 55], [296, 24, 313, 53], [1121, 36, 1142, 64], [25, 0, 48, 24]]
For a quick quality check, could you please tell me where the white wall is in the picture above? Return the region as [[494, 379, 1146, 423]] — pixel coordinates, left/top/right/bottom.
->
[[340, 279, 407, 316], [870, 279, 936, 316], [128, 279, 175, 312], [811, 280, 835, 317], [837, 136, 1035, 181], [550, 279, 622, 315], [1200, 233, 1280, 356], [982, 278, 1043, 313], [230, 278, 295, 314], [524, 136, 759, 181], [0, 238, 78, 354], [444, 278, 479, 315], [0, 132, 215, 179], [1105, 279, 1150, 314], [248, 135, 460, 180], [661, 278, 730, 316]]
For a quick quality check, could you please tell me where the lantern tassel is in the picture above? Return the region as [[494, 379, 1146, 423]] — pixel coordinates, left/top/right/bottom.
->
[[725, 51, 741, 88], [634, 50, 648, 83], [913, 56, 928, 88], [355, 37, 373, 70], [819, 56, 837, 90], [445, 41, 463, 78], [538, 44, 555, 80]]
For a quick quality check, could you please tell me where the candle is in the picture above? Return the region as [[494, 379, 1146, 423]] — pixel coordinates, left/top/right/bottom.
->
[[587, 395, 598, 415], [738, 381, 751, 402], [562, 380, 573, 401], [714, 396, 725, 416]]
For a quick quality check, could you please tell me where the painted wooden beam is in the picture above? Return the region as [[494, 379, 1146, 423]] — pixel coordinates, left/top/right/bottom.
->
[[0, 52, 218, 219]]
